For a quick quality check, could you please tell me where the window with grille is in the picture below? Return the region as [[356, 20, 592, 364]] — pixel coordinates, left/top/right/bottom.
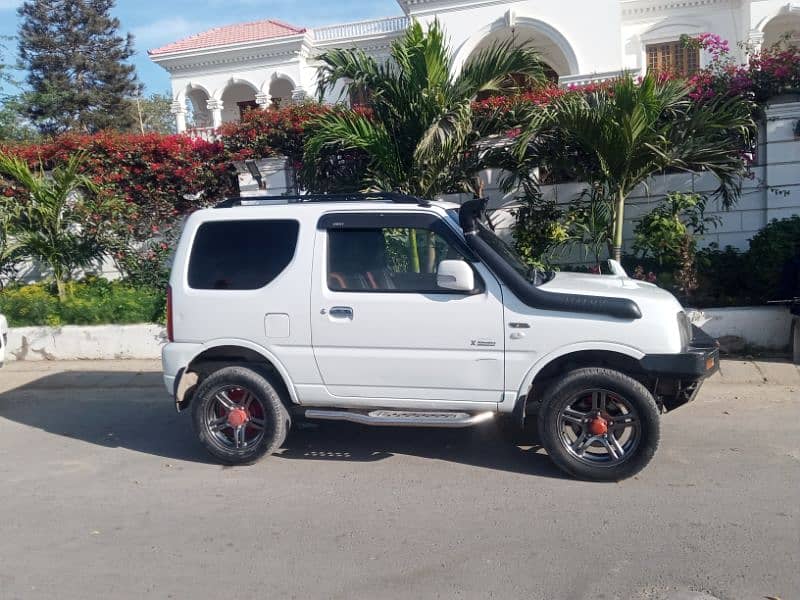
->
[[646, 41, 700, 77]]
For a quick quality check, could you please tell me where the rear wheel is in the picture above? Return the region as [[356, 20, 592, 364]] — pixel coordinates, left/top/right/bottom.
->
[[537, 368, 660, 481], [191, 366, 290, 465]]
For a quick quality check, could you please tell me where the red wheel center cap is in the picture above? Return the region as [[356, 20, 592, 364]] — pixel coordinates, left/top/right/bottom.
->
[[227, 408, 249, 428], [588, 416, 608, 436]]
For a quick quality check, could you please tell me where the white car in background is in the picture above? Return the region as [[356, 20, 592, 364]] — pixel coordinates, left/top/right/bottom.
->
[[0, 313, 8, 366]]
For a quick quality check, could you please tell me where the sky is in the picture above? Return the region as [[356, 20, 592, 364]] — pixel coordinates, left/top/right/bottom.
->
[[0, 0, 400, 94]]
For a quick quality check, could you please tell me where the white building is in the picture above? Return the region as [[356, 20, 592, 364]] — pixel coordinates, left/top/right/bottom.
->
[[150, 0, 800, 251]]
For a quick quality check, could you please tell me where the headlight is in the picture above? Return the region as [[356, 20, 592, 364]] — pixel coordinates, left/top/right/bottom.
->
[[677, 311, 691, 349]]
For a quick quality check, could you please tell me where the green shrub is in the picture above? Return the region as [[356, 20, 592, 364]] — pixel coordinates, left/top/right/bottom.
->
[[0, 278, 165, 327], [695, 244, 754, 306], [746, 216, 800, 301], [0, 283, 61, 326]]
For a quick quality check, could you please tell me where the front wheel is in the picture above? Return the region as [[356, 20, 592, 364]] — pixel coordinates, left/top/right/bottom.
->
[[191, 366, 290, 465], [537, 368, 660, 481]]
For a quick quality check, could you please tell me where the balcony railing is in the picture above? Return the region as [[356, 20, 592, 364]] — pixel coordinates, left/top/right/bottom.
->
[[185, 127, 219, 142], [313, 16, 409, 42]]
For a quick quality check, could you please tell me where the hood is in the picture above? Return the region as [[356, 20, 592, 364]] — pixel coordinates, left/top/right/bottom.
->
[[541, 271, 682, 307]]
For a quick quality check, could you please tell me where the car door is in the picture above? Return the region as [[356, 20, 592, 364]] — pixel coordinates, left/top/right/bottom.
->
[[309, 211, 505, 403]]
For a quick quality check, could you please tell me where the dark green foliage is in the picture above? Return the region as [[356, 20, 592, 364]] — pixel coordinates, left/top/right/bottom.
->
[[694, 244, 752, 306], [512, 188, 567, 269], [746, 215, 800, 301], [631, 192, 719, 301], [659, 216, 800, 307], [17, 0, 141, 135], [0, 278, 165, 326]]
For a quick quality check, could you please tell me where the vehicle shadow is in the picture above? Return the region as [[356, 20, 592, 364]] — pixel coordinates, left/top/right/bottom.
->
[[0, 370, 209, 463], [280, 420, 567, 479], [0, 369, 566, 478]]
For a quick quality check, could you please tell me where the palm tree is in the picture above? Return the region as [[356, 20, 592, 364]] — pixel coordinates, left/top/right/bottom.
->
[[515, 73, 756, 261], [0, 152, 108, 300], [305, 20, 545, 198]]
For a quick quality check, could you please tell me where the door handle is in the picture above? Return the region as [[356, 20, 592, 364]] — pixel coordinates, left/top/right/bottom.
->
[[328, 306, 354, 319]]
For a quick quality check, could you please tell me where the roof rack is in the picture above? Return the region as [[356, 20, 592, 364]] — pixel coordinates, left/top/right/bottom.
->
[[215, 192, 431, 209]]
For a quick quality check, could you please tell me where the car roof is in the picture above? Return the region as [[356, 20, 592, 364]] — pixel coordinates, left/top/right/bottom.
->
[[207, 194, 462, 215]]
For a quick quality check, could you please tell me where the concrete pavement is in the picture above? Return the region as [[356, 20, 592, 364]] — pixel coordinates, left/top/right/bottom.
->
[[0, 360, 797, 600]]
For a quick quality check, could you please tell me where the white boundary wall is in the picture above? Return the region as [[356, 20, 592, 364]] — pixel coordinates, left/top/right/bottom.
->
[[3, 307, 793, 361], [5, 325, 165, 361]]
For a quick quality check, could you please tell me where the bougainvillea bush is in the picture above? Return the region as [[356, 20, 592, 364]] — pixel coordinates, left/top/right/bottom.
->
[[0, 132, 237, 286], [218, 102, 371, 193], [685, 34, 800, 103], [218, 102, 331, 163]]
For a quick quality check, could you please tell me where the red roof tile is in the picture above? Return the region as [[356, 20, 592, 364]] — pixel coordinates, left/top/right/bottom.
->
[[149, 19, 306, 56]]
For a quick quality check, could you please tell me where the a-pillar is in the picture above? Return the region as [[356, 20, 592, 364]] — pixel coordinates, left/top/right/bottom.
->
[[170, 100, 187, 133], [207, 98, 224, 128]]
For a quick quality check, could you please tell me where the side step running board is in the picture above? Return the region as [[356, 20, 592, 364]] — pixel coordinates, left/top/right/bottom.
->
[[304, 409, 494, 429]]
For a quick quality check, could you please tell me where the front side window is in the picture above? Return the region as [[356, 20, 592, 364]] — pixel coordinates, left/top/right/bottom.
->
[[188, 220, 299, 290], [327, 226, 475, 293]]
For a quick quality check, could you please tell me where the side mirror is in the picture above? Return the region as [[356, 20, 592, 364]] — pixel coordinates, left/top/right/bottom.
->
[[437, 260, 475, 292]]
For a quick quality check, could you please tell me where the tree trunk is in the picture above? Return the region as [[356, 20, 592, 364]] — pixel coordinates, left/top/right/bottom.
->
[[52, 263, 68, 301], [612, 189, 626, 262], [408, 229, 421, 273], [55, 278, 67, 302]]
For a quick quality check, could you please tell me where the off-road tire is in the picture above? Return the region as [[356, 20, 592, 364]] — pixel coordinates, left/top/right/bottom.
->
[[537, 368, 660, 481], [191, 366, 290, 465]]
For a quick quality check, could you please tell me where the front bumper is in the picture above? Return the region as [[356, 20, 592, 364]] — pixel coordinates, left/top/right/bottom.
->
[[639, 325, 719, 380], [638, 326, 719, 411]]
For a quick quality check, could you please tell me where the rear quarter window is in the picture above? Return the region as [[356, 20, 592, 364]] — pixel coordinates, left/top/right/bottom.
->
[[188, 220, 299, 290]]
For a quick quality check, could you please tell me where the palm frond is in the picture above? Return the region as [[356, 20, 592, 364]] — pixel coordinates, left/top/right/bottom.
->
[[455, 39, 545, 99], [314, 47, 382, 102]]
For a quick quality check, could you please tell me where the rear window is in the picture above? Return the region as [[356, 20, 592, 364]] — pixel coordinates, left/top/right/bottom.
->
[[188, 220, 299, 290]]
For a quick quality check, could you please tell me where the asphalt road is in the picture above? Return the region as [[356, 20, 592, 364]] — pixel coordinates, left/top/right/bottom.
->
[[0, 360, 798, 600]]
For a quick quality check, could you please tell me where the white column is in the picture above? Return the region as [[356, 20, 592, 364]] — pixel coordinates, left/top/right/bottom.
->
[[255, 92, 271, 110], [170, 100, 187, 133], [207, 98, 224, 128]]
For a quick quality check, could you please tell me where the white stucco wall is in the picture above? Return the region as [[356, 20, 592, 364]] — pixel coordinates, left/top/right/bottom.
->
[[412, 0, 622, 78]]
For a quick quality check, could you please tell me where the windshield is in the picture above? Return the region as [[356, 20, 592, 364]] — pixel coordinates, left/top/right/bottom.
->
[[447, 208, 547, 285], [475, 222, 536, 282]]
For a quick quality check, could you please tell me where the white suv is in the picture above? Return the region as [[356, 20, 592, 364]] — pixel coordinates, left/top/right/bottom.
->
[[162, 193, 718, 481]]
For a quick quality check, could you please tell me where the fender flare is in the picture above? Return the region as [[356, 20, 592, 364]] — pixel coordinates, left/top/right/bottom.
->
[[186, 338, 301, 405], [514, 342, 646, 401]]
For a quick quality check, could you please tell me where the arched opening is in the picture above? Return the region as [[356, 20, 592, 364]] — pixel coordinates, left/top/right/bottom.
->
[[762, 12, 800, 49], [269, 77, 295, 109], [186, 87, 212, 128], [462, 22, 576, 101], [464, 21, 575, 79], [221, 81, 258, 123]]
